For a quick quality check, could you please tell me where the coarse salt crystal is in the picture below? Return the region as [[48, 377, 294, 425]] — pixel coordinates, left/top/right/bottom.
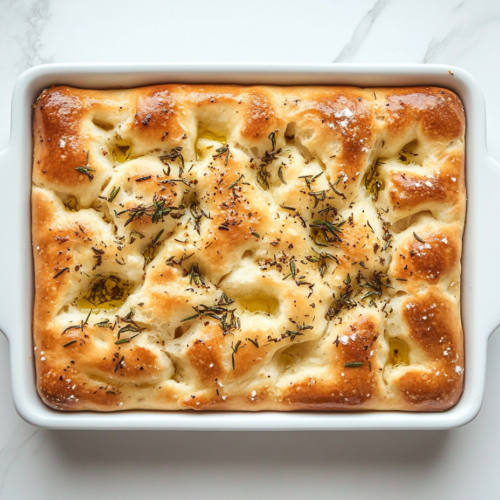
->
[[340, 335, 349, 345], [442, 237, 448, 245], [209, 363, 214, 368], [222, 395, 227, 401], [334, 108, 353, 119], [451, 177, 456, 182], [251, 390, 257, 398], [59, 139, 66, 148]]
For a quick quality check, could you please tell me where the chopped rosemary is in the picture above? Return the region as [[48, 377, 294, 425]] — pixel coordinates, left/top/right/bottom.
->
[[344, 361, 363, 367], [129, 230, 145, 244], [325, 274, 357, 320], [218, 293, 235, 306], [166, 252, 193, 267], [158, 147, 185, 176], [289, 319, 313, 331], [308, 189, 328, 208], [117, 194, 182, 226], [213, 144, 230, 166], [189, 201, 211, 234], [114, 355, 125, 372], [256, 131, 283, 190], [117, 320, 145, 340], [53, 267, 70, 279], [114, 335, 139, 345], [282, 257, 296, 280], [75, 166, 96, 179], [250, 228, 260, 238], [330, 175, 347, 200], [75, 152, 95, 181], [413, 232, 425, 243], [108, 186, 120, 202], [83, 310, 91, 327], [188, 264, 206, 286], [256, 165, 271, 190], [181, 298, 240, 335], [310, 218, 345, 244], [95, 319, 110, 327], [231, 339, 241, 370], [306, 248, 338, 277], [247, 337, 259, 348], [357, 270, 393, 301], [278, 165, 287, 184], [91, 247, 104, 270], [153, 229, 164, 245], [299, 171, 323, 190], [63, 340, 77, 348], [228, 174, 244, 189], [282, 330, 304, 341], [62, 325, 82, 335]]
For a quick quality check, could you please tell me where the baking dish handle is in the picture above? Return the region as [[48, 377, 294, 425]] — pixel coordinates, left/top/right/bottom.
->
[[480, 155, 500, 338], [0, 146, 11, 342]]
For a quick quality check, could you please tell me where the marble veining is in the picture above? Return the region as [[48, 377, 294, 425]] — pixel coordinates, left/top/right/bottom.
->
[[333, 0, 391, 62], [422, 0, 500, 62], [22, 0, 52, 68]]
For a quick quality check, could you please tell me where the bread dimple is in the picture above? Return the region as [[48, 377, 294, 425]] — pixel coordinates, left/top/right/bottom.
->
[[32, 84, 465, 412]]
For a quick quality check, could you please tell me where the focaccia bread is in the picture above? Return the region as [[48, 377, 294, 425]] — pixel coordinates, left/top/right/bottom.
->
[[32, 84, 465, 411]]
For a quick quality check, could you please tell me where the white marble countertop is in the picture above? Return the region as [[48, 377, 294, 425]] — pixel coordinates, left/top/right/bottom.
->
[[1, 0, 500, 498]]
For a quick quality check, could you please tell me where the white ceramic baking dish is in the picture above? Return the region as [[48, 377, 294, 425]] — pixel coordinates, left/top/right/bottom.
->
[[0, 63, 497, 430]]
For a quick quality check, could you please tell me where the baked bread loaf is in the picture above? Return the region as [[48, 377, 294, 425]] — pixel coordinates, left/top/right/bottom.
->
[[32, 84, 465, 411]]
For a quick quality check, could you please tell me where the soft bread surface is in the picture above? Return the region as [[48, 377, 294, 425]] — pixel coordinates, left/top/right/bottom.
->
[[32, 84, 465, 411]]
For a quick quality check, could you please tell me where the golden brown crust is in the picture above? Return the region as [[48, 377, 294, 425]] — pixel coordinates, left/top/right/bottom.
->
[[32, 84, 465, 412]]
